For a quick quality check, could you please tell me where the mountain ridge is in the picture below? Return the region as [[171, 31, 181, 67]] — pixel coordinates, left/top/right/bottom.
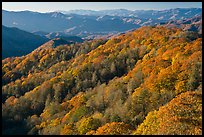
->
[[2, 25, 49, 59], [2, 8, 202, 39]]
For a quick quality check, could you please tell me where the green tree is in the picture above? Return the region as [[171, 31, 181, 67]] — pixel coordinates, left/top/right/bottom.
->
[[77, 117, 101, 134]]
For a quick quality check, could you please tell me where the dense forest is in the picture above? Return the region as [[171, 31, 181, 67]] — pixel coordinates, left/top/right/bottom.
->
[[2, 26, 202, 135]]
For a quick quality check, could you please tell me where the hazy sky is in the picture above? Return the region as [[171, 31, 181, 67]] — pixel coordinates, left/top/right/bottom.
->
[[2, 2, 202, 13]]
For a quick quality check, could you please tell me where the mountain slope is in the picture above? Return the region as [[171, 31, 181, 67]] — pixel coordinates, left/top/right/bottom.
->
[[2, 25, 49, 59], [2, 26, 202, 135], [158, 15, 202, 34]]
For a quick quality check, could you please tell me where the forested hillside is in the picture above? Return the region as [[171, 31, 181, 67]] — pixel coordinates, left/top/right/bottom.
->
[[2, 26, 202, 135]]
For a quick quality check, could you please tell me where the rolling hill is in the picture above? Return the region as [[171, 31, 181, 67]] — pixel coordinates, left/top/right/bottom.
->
[[2, 25, 84, 59], [2, 25, 49, 59]]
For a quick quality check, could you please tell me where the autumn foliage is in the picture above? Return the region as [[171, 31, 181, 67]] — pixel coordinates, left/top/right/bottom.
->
[[134, 89, 202, 135], [2, 26, 202, 135]]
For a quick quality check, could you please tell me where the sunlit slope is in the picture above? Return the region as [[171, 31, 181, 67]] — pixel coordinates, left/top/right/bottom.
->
[[133, 89, 202, 135]]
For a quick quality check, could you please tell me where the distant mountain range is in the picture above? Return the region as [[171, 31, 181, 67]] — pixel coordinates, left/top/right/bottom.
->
[[58, 8, 202, 20], [2, 10, 140, 36], [2, 8, 202, 38]]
